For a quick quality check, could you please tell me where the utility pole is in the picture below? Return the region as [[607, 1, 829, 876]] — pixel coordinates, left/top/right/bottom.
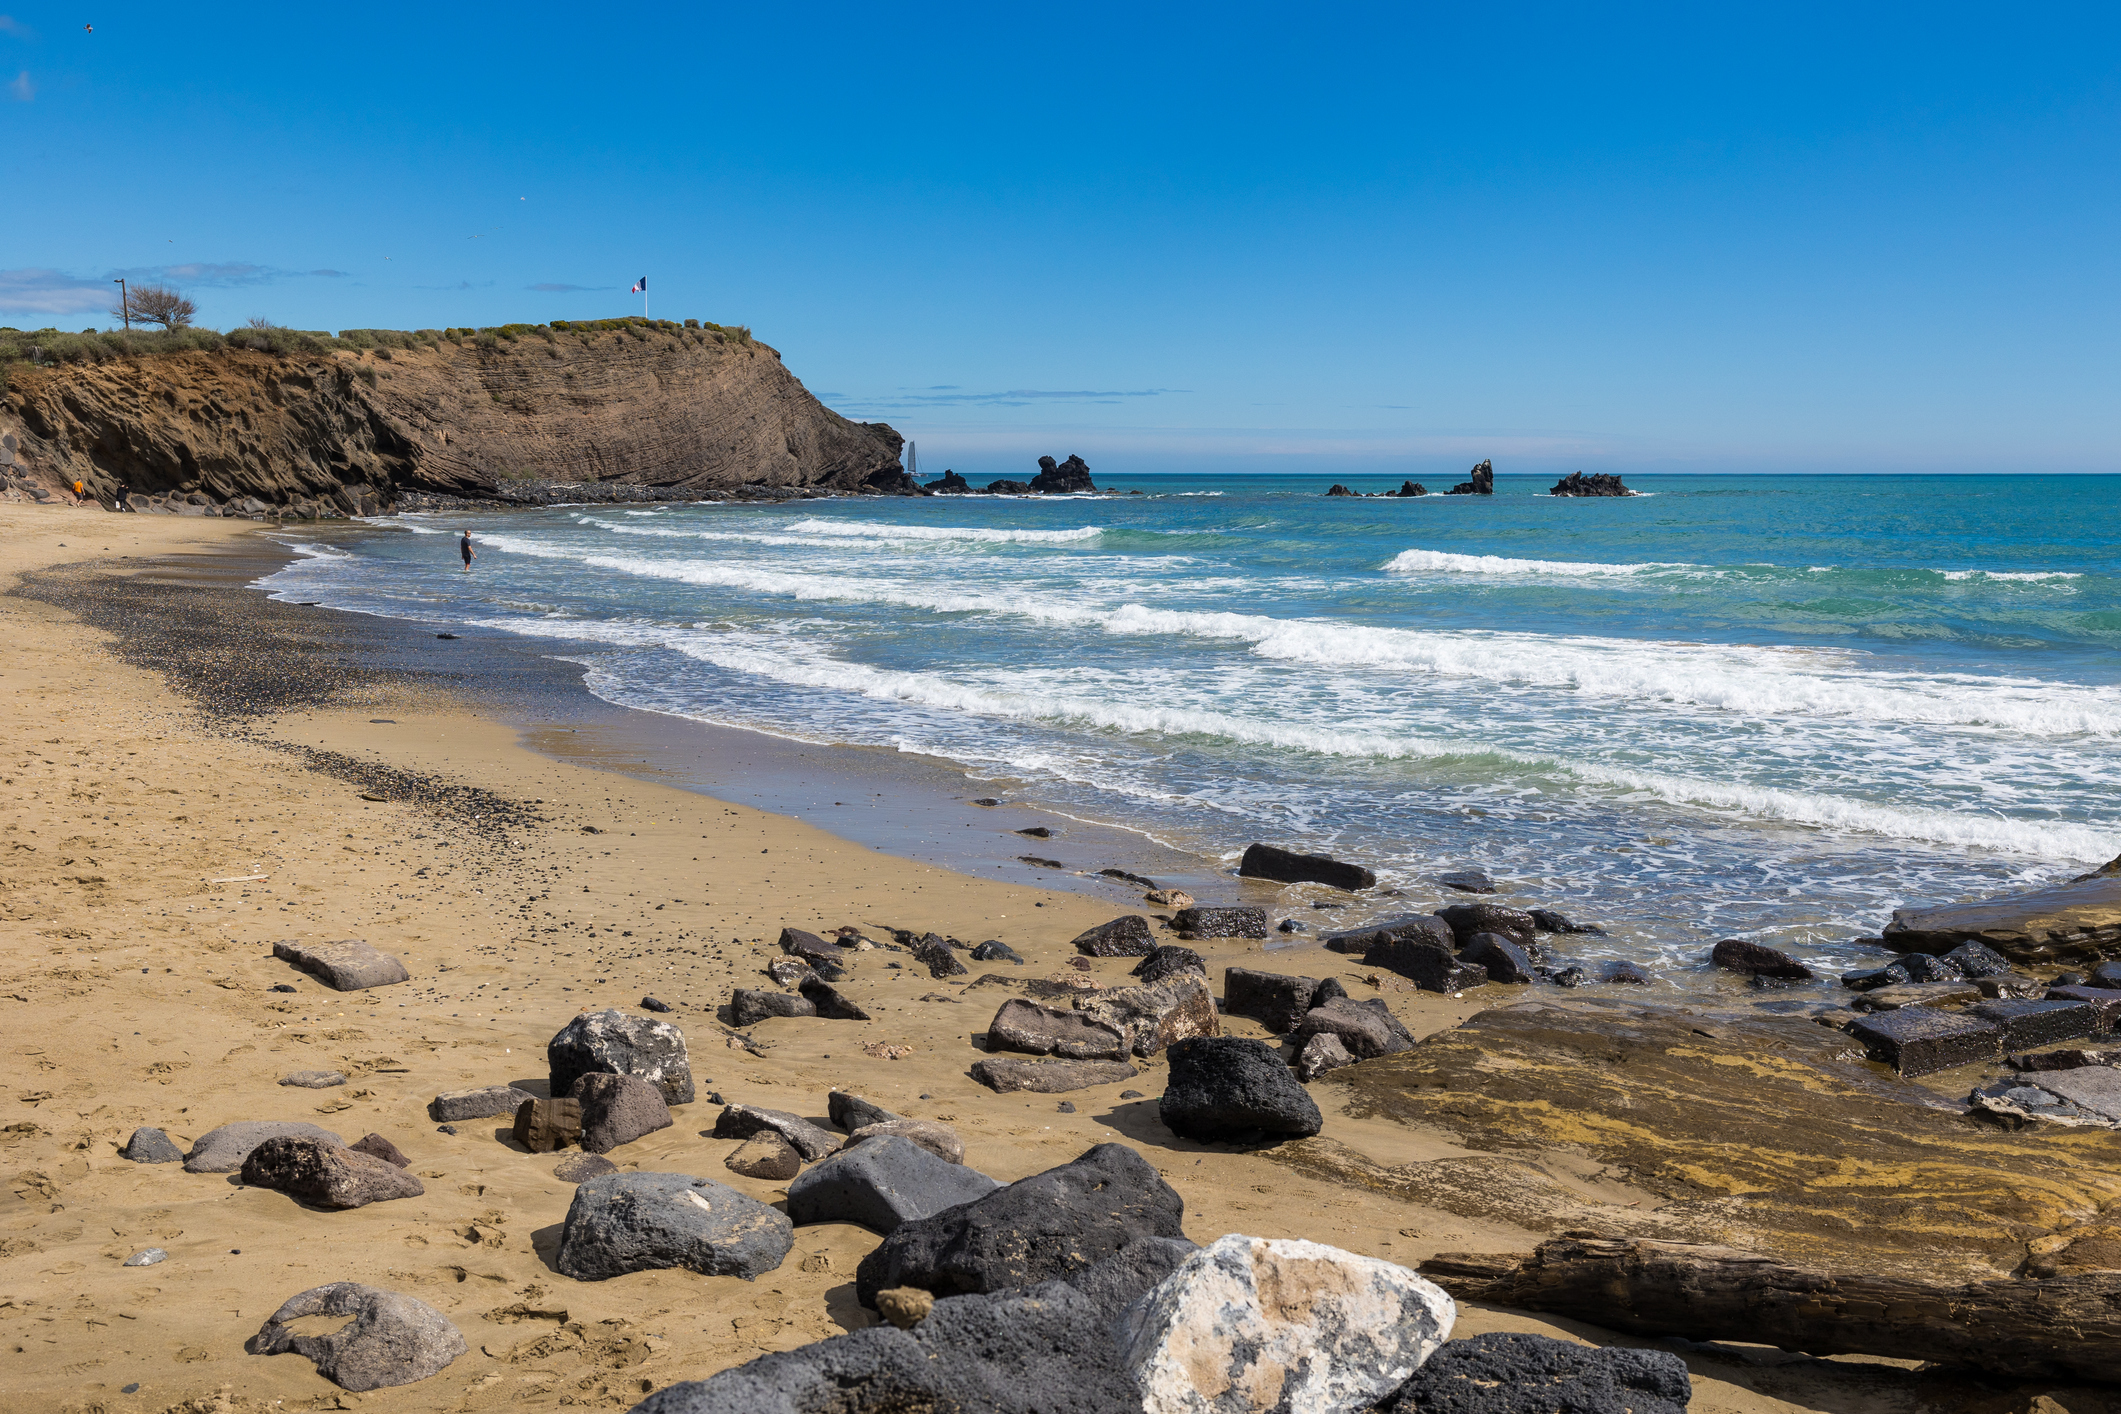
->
[[112, 278, 129, 330]]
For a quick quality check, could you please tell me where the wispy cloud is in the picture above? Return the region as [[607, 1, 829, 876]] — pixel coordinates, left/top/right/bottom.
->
[[417, 279, 493, 291], [0, 263, 354, 318], [8, 69, 31, 101], [113, 261, 279, 286], [528, 282, 607, 292], [0, 268, 114, 316], [112, 262, 348, 288], [0, 16, 30, 37]]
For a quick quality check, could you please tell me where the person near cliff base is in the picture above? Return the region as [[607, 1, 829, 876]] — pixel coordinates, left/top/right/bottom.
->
[[72, 479, 86, 504], [459, 531, 475, 570]]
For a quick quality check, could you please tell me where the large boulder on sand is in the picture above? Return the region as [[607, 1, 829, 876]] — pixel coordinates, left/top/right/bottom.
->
[[184, 1120, 343, 1174], [1171, 905, 1269, 940], [1074, 973, 1219, 1056], [245, 1282, 465, 1391], [1296, 1031, 1357, 1081], [712, 1104, 843, 1162], [240, 1137, 425, 1210], [547, 1009, 695, 1106], [986, 998, 1131, 1061], [1223, 967, 1320, 1033], [428, 1085, 536, 1122], [570, 1072, 672, 1154], [1237, 843, 1377, 891], [630, 1239, 1196, 1414], [1131, 946, 1206, 985], [1379, 1331, 1691, 1413], [271, 938, 409, 991], [121, 1127, 183, 1163], [1072, 915, 1158, 957], [847, 1119, 965, 1165], [1293, 997, 1415, 1059], [1159, 1036, 1323, 1143], [1366, 937, 1488, 994], [827, 1091, 903, 1132], [555, 1172, 793, 1281], [731, 989, 817, 1026], [969, 1057, 1139, 1093], [854, 1142, 1186, 1306], [1120, 1235, 1457, 1414], [786, 1135, 1000, 1234]]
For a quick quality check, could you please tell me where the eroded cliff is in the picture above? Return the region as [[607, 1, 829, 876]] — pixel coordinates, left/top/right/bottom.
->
[[0, 322, 902, 513]]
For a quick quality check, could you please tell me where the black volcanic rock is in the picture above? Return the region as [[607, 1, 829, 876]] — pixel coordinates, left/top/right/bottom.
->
[[854, 1143, 1184, 1305], [1550, 471, 1635, 497], [1159, 1036, 1323, 1143], [1445, 460, 1494, 495], [1390, 481, 1428, 497], [1030, 455, 1095, 494], [1238, 843, 1376, 891], [863, 467, 927, 496], [929, 470, 971, 493], [983, 479, 1032, 495], [1326, 484, 1357, 497]]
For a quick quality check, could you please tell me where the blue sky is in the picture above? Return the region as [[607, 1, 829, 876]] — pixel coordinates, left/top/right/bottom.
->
[[3, 3, 2116, 476]]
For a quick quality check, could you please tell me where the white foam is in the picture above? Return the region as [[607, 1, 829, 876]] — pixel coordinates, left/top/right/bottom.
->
[[469, 612, 2119, 862], [467, 532, 2121, 737], [274, 540, 357, 560], [1383, 548, 1692, 576], [783, 517, 1104, 545], [1938, 569, 2083, 582]]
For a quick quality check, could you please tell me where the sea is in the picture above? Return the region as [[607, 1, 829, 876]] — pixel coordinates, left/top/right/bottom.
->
[[257, 472, 2121, 982]]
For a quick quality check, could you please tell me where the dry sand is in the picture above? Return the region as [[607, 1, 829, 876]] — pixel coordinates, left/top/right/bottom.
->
[[0, 504, 2001, 1413]]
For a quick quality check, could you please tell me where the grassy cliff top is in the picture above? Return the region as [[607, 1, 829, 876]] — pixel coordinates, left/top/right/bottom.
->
[[0, 316, 755, 391]]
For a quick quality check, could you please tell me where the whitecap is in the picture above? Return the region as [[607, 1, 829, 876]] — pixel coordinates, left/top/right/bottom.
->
[[783, 517, 1104, 544], [1382, 548, 1694, 576]]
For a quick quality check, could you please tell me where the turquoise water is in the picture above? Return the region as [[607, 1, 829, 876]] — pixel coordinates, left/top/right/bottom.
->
[[261, 473, 2121, 975]]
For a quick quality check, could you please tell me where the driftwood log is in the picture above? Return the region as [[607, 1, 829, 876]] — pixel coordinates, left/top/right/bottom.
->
[[1423, 1236, 2121, 1384]]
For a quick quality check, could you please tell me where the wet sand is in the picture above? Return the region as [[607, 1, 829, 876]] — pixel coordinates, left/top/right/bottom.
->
[[0, 504, 1963, 1413]]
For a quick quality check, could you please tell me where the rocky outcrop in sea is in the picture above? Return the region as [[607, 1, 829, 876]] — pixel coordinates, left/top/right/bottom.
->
[[1550, 471, 1635, 496], [1445, 459, 1494, 495]]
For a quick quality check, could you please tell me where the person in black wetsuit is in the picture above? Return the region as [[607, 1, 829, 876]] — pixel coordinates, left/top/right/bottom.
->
[[459, 530, 475, 570]]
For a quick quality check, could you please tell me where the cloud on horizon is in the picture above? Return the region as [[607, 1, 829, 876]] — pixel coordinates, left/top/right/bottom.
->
[[528, 282, 608, 292], [0, 268, 115, 316], [0, 263, 357, 318]]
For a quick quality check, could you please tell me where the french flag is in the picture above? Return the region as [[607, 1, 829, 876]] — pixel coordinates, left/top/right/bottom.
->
[[630, 276, 647, 292]]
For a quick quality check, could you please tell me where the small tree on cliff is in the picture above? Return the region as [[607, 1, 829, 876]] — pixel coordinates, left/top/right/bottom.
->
[[111, 282, 197, 330]]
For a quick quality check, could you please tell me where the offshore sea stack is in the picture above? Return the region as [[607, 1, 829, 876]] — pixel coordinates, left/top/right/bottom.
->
[[1550, 470, 1636, 496], [1445, 459, 1494, 495], [0, 322, 905, 513], [1029, 454, 1096, 493]]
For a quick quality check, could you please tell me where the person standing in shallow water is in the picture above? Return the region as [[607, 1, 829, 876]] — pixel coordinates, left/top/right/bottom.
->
[[459, 531, 475, 570]]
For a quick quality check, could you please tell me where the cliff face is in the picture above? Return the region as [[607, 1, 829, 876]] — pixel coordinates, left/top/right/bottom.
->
[[0, 325, 902, 512]]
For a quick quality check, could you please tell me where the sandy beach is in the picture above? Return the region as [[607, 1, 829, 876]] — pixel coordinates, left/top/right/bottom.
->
[[0, 504, 2025, 1414]]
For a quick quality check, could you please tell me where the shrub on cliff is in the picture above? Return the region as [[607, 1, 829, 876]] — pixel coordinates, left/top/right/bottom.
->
[[0, 325, 231, 366]]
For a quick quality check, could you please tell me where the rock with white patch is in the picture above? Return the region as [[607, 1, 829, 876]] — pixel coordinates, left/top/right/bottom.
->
[[1119, 1234, 1456, 1414], [547, 1009, 696, 1106]]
